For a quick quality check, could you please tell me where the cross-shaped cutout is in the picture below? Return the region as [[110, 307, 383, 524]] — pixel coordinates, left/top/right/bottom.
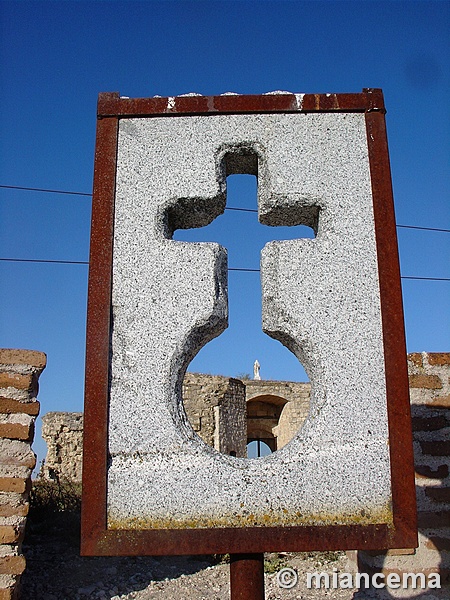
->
[[173, 172, 315, 383]]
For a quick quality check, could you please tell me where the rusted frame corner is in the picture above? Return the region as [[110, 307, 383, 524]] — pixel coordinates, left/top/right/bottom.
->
[[81, 89, 416, 556]]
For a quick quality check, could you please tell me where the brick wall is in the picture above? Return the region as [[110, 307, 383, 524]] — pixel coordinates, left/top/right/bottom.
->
[[0, 349, 46, 600], [355, 352, 450, 589]]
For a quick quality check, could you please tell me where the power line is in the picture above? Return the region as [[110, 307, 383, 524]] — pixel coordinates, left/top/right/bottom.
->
[[229, 272, 450, 281], [397, 224, 450, 234], [0, 257, 449, 281], [229, 267, 260, 272], [1, 183, 449, 233], [401, 276, 450, 282], [225, 209, 450, 234], [0, 184, 91, 197], [226, 207, 258, 214], [0, 257, 89, 265]]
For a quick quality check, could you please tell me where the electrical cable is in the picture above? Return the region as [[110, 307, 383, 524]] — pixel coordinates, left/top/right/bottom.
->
[[1, 257, 449, 281], [1, 184, 449, 233]]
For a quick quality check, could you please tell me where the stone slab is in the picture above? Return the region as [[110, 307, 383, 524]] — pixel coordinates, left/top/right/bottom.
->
[[107, 112, 391, 529]]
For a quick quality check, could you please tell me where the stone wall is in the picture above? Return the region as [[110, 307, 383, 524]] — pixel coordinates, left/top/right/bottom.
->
[[245, 379, 311, 404], [42, 374, 310, 481], [354, 352, 450, 589], [41, 412, 83, 481], [182, 373, 247, 457], [0, 349, 46, 600], [244, 380, 311, 450], [275, 392, 311, 449]]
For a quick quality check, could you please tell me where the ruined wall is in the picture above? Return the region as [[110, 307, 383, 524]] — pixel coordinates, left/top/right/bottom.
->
[[245, 379, 311, 404], [0, 349, 46, 600], [42, 374, 249, 479], [245, 379, 311, 450], [355, 352, 450, 585], [275, 393, 311, 449], [213, 379, 247, 457], [42, 374, 309, 480], [41, 412, 83, 481], [182, 374, 247, 457]]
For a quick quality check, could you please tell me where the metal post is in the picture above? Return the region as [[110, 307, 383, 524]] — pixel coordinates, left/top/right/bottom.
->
[[230, 553, 265, 600]]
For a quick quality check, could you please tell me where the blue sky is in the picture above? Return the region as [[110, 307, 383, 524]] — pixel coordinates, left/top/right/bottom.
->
[[0, 0, 449, 465]]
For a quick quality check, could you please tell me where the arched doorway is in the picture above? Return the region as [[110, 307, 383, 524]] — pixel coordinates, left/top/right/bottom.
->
[[246, 394, 288, 457]]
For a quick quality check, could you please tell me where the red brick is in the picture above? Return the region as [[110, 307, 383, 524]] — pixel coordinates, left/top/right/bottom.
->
[[420, 440, 450, 456], [0, 423, 33, 442], [0, 349, 46, 370], [0, 555, 26, 575], [0, 525, 24, 544], [424, 536, 450, 551], [0, 586, 19, 600], [408, 353, 423, 367], [415, 464, 449, 479], [412, 416, 448, 432], [0, 504, 28, 517], [0, 478, 30, 494], [427, 353, 450, 366], [0, 450, 36, 469], [0, 398, 39, 416], [425, 487, 450, 503], [409, 374, 442, 389], [427, 395, 450, 408], [417, 510, 450, 528], [0, 374, 34, 392]]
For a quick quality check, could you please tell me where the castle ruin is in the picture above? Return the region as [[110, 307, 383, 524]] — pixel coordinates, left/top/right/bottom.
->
[[42, 373, 311, 481]]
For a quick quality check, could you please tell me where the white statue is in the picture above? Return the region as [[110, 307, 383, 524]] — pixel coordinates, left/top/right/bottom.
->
[[253, 359, 261, 380]]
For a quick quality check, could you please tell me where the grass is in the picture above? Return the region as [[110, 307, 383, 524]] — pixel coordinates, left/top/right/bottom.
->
[[30, 470, 81, 515], [26, 467, 82, 545]]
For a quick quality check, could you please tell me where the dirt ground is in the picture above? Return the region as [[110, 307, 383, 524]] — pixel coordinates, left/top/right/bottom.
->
[[20, 509, 350, 599], [20, 510, 446, 599]]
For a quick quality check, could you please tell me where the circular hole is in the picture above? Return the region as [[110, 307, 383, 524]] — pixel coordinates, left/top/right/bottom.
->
[[182, 373, 310, 458]]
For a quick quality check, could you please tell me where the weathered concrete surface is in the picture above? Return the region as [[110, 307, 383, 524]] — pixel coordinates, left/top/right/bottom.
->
[[108, 112, 391, 530]]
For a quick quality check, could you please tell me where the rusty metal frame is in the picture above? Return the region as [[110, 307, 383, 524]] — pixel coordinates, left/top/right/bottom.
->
[[81, 89, 417, 556]]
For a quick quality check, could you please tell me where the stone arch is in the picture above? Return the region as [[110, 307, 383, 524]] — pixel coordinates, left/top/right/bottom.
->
[[246, 394, 288, 453]]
